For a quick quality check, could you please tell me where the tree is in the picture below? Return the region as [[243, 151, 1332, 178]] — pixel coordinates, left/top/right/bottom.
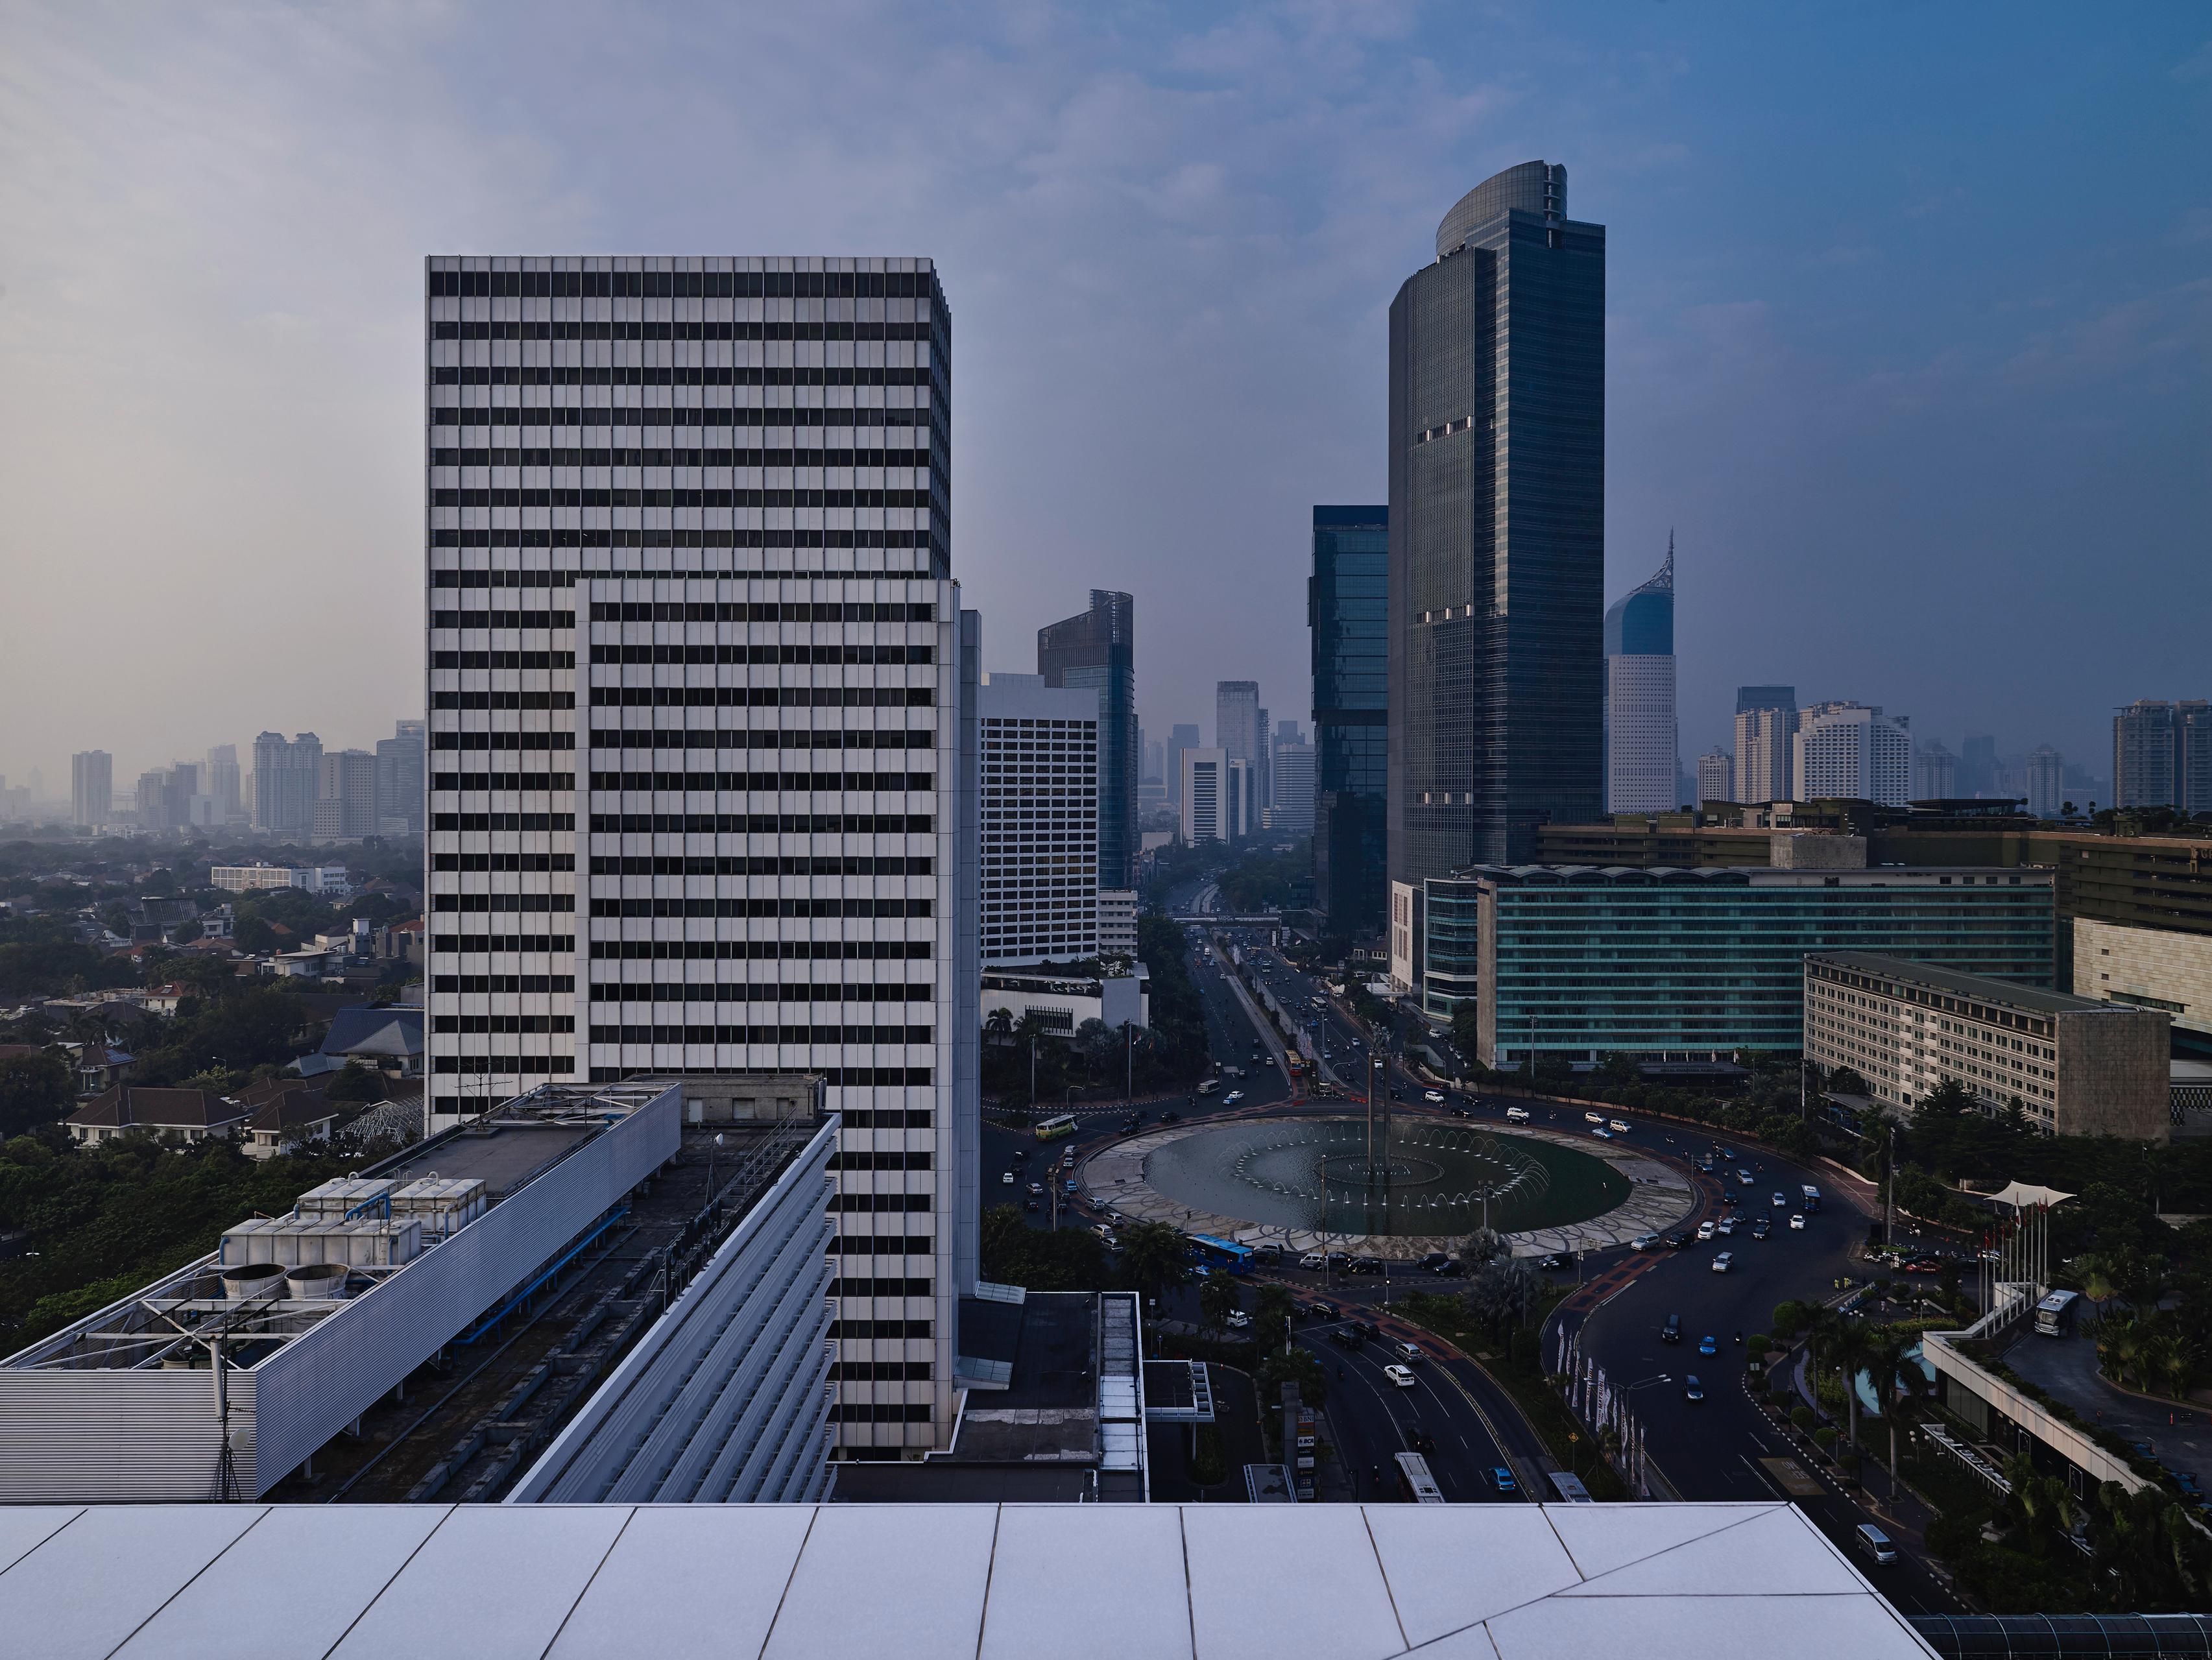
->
[[1074, 1018, 1118, 1070], [0, 1049, 73, 1138], [1118, 1221, 1190, 1307], [1862, 1325, 1922, 1484], [2003, 1452, 2084, 1559], [1449, 1002, 1482, 1070], [1816, 1316, 1876, 1456], [1197, 1273, 1240, 1340], [324, 1061, 387, 1104], [1255, 1343, 1328, 1412], [1253, 1282, 1297, 1353]]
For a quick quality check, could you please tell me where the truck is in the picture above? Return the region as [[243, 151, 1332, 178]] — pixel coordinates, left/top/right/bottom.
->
[[2035, 1289, 2080, 1337], [1196, 1079, 1220, 1096]]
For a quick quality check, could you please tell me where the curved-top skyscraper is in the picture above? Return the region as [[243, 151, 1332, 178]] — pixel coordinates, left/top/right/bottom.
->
[[1387, 159, 1605, 886], [1605, 536, 1677, 813]]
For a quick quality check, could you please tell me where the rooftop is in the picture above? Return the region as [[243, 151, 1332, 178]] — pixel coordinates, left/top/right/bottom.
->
[[0, 1499, 1933, 1659], [1807, 952, 2143, 1018]]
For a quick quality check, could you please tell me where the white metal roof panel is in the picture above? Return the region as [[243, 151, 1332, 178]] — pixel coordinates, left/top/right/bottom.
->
[[547, 1504, 814, 1659], [1182, 1504, 1403, 1660], [1537, 1498, 1772, 1580], [1482, 1590, 1935, 1660], [981, 1506, 1191, 1660], [1363, 1502, 1581, 1644], [1557, 1504, 1866, 1598], [0, 1503, 263, 1660], [325, 1505, 630, 1660], [0, 1505, 79, 1576], [113, 1504, 448, 1660], [762, 1503, 998, 1660]]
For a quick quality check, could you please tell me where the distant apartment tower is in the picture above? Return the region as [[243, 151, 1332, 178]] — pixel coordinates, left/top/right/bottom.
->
[[1388, 161, 1605, 880], [315, 749, 379, 840], [978, 674, 1099, 966], [2113, 699, 2212, 812], [253, 731, 324, 836], [2025, 747, 2065, 818], [424, 253, 976, 1460], [1732, 688, 1796, 806], [1037, 591, 1136, 890], [1795, 702, 1911, 806], [376, 719, 427, 837], [71, 751, 112, 827], [1695, 749, 1734, 804], [1310, 505, 1388, 938], [1960, 733, 1999, 798], [205, 745, 243, 823], [1604, 538, 1676, 813], [1912, 741, 1958, 801], [1166, 723, 1200, 809], [1181, 748, 1227, 845]]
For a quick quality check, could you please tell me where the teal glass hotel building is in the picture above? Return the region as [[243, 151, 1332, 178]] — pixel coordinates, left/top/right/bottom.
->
[[1464, 864, 2057, 1066]]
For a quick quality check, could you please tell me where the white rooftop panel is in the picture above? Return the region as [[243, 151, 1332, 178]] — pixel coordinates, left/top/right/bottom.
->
[[1362, 1502, 1581, 1644], [980, 1505, 1191, 1660], [763, 1503, 998, 1660], [1559, 1504, 1866, 1598], [0, 1506, 79, 1576], [0, 1503, 263, 1660], [1182, 1504, 1401, 1660], [549, 1504, 813, 1660], [326, 1505, 630, 1660], [1538, 1500, 1772, 1580], [1482, 1589, 1933, 1660], [114, 1504, 448, 1660]]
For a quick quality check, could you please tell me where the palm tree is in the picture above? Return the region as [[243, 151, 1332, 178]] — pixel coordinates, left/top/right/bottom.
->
[[1862, 1326, 1923, 1486], [984, 1007, 1013, 1042], [2150, 1332, 2194, 1402], [1817, 1317, 1875, 1456], [2004, 1451, 2084, 1559], [1253, 1283, 1297, 1354], [2074, 1253, 2121, 1330], [1197, 1274, 1240, 1341], [1118, 1221, 1190, 1310]]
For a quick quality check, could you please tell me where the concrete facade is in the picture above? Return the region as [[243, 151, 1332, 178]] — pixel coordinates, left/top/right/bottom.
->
[[1805, 951, 2169, 1141], [2074, 917, 2212, 1043]]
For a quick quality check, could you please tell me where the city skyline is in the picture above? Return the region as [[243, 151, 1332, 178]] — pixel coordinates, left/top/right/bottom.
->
[[3, 5, 2206, 790]]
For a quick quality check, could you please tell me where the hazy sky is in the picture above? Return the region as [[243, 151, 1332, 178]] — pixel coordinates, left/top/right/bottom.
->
[[1, 2, 2206, 796]]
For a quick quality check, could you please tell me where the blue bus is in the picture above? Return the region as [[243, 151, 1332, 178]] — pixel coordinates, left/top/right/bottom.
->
[[1186, 1234, 1255, 1275], [1799, 1185, 1822, 1214]]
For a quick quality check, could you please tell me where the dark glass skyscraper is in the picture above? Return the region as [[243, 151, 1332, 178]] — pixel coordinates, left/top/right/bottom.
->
[[1310, 505, 1388, 937], [1387, 160, 1605, 880], [1039, 590, 1137, 887]]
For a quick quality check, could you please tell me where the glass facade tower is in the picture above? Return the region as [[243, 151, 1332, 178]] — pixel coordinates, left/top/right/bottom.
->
[[1038, 590, 1136, 888], [1604, 538, 1676, 813], [1388, 160, 1605, 883], [1310, 505, 1388, 937]]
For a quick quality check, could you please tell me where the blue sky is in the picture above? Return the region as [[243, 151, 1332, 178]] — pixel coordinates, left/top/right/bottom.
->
[[1, 1, 2204, 789]]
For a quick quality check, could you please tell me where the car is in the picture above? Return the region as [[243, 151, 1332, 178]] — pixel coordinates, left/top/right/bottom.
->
[[1663, 1232, 1690, 1249], [1383, 1364, 1417, 1388], [1001, 1171, 1015, 1185], [1491, 1467, 1518, 1493], [1432, 1258, 1465, 1277], [1407, 1428, 1437, 1455], [1591, 1127, 1613, 1140], [1607, 1120, 1631, 1134], [1393, 1341, 1426, 1365], [1711, 1252, 1735, 1273], [1160, 1112, 1181, 1124], [1698, 1334, 1718, 1355], [1661, 1315, 1682, 1343], [1352, 1320, 1382, 1342], [1788, 1213, 1805, 1230], [1419, 1252, 1452, 1273], [1028, 1183, 1044, 1195], [1685, 1375, 1705, 1402], [1696, 1220, 1717, 1240], [1537, 1253, 1567, 1271], [1737, 1170, 1755, 1186], [1631, 1233, 1661, 1251], [1225, 1310, 1251, 1329], [1308, 1299, 1340, 1320], [1223, 1091, 1246, 1105], [1024, 1199, 1040, 1212], [1424, 1090, 1445, 1105], [1584, 1112, 1605, 1125], [1299, 1251, 1328, 1270], [1715, 1218, 1735, 1236], [1772, 1192, 1787, 1207], [1350, 1256, 1386, 1275], [1751, 1221, 1772, 1240], [1506, 1106, 1531, 1122]]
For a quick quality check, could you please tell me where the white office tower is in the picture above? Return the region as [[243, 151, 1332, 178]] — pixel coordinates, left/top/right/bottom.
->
[[1733, 703, 1797, 805], [1181, 747, 1226, 844], [1695, 749, 1734, 804], [1795, 701, 1912, 806], [424, 254, 975, 1460], [2025, 745, 2065, 819], [978, 673, 1099, 966], [1603, 542, 1677, 813], [1269, 731, 1315, 836]]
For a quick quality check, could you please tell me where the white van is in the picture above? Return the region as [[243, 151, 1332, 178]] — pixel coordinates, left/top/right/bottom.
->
[[1855, 1524, 1897, 1565], [1505, 1106, 1530, 1122], [1583, 1111, 1605, 1125]]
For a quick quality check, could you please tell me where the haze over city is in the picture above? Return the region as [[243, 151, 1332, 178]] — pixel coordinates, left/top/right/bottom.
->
[[2, 1, 2205, 793]]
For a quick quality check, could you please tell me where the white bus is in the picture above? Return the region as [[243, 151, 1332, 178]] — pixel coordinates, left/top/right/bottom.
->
[[1394, 1451, 1446, 1505], [1035, 1114, 1079, 1142]]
